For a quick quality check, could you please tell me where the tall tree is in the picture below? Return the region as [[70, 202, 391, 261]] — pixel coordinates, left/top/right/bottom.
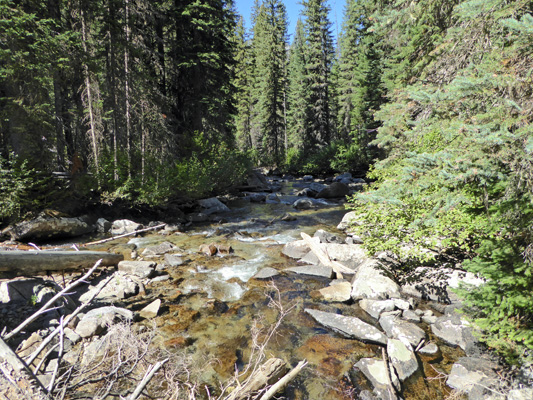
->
[[302, 0, 335, 149]]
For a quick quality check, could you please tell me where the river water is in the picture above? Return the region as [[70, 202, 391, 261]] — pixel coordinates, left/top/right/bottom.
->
[[90, 180, 463, 399]]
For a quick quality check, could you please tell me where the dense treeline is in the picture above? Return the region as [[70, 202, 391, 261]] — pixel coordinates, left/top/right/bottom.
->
[[1, 0, 532, 362]]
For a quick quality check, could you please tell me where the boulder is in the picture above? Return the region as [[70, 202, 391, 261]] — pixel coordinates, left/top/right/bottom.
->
[[6, 216, 94, 241], [198, 197, 230, 215], [333, 172, 353, 182], [317, 281, 352, 302], [253, 267, 280, 279], [387, 339, 419, 381], [141, 241, 177, 256], [446, 357, 499, 399], [355, 358, 400, 397], [282, 239, 311, 259], [431, 313, 479, 355], [313, 229, 344, 244], [79, 272, 139, 303], [111, 219, 142, 236], [246, 169, 269, 189], [96, 218, 111, 233], [322, 243, 368, 268], [359, 299, 396, 319], [305, 309, 387, 345], [284, 265, 334, 279], [139, 299, 161, 319], [316, 182, 350, 199], [309, 182, 327, 193], [379, 314, 426, 347], [75, 306, 133, 338], [351, 260, 401, 300], [0, 278, 60, 305], [295, 188, 316, 197], [245, 192, 267, 202], [117, 260, 156, 279], [337, 211, 361, 231], [293, 198, 314, 210], [402, 267, 484, 304]]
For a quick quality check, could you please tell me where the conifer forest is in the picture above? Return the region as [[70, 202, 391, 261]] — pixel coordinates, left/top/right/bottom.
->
[[1, 0, 533, 370]]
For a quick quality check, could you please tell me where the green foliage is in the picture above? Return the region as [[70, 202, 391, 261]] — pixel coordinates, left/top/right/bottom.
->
[[0, 154, 61, 223]]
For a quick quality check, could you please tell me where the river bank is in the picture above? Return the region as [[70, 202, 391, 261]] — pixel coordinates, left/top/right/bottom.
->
[[0, 174, 531, 399]]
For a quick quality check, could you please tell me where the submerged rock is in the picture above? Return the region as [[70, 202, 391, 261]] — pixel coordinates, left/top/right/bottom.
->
[[305, 308, 387, 345]]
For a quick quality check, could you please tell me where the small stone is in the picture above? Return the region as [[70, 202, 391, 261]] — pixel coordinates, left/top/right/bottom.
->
[[139, 299, 161, 319], [199, 244, 217, 256], [403, 309, 421, 322]]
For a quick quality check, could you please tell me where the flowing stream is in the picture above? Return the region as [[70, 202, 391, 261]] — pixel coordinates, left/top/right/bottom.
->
[[89, 180, 463, 399]]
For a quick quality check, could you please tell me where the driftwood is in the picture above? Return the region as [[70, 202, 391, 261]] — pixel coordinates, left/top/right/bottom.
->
[[258, 359, 308, 400], [81, 223, 167, 246], [0, 250, 123, 277], [300, 232, 354, 278], [225, 358, 287, 400]]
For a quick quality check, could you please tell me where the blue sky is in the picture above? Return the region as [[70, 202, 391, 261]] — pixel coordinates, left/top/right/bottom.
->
[[233, 0, 347, 44]]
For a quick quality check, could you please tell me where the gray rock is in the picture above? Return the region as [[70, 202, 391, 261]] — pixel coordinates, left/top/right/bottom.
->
[[333, 172, 353, 182], [380, 314, 426, 347], [141, 241, 177, 256], [303, 175, 314, 181], [245, 192, 267, 202], [246, 169, 269, 189], [402, 309, 421, 322], [96, 218, 111, 233], [431, 314, 480, 355], [305, 309, 387, 345], [0, 278, 61, 305], [75, 306, 133, 338], [355, 358, 400, 396], [351, 260, 401, 300], [265, 193, 280, 204], [387, 338, 419, 381], [284, 265, 334, 279], [393, 298, 411, 311], [446, 357, 499, 399], [139, 299, 161, 319], [79, 272, 139, 303], [164, 254, 185, 267], [322, 243, 368, 268], [359, 299, 396, 319], [282, 239, 310, 259], [309, 182, 327, 193], [508, 388, 533, 400], [316, 182, 350, 199], [313, 229, 344, 244], [253, 267, 280, 279], [299, 251, 320, 265], [111, 219, 142, 236], [6, 216, 94, 241], [402, 266, 484, 304], [422, 315, 438, 324], [118, 260, 156, 279], [419, 343, 440, 356], [295, 188, 316, 197], [198, 197, 230, 215], [64, 327, 81, 344], [293, 198, 314, 210], [318, 281, 352, 302], [337, 211, 361, 231]]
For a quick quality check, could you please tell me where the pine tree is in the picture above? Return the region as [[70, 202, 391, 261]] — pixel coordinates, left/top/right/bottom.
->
[[250, 0, 288, 166]]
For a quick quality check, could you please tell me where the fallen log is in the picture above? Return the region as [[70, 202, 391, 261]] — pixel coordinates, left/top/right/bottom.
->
[[0, 251, 123, 277]]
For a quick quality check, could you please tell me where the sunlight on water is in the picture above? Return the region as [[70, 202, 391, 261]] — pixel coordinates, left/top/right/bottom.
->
[[214, 253, 266, 282]]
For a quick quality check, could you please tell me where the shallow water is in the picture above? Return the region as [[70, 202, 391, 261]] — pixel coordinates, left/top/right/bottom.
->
[[89, 180, 463, 399]]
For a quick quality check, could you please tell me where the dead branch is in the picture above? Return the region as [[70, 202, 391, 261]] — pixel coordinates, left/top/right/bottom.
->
[[126, 358, 169, 400], [81, 223, 166, 246], [257, 359, 308, 400], [3, 260, 103, 341]]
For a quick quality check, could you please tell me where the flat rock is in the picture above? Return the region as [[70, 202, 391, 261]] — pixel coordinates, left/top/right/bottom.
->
[[141, 241, 177, 256], [380, 314, 426, 347], [355, 358, 400, 396], [139, 299, 161, 319], [118, 260, 156, 279], [431, 313, 479, 355], [318, 281, 352, 302], [446, 357, 499, 399], [111, 219, 142, 236], [359, 299, 396, 319], [253, 267, 279, 279], [164, 254, 185, 267], [305, 309, 387, 345], [351, 260, 401, 300], [284, 265, 334, 279], [387, 338, 419, 381]]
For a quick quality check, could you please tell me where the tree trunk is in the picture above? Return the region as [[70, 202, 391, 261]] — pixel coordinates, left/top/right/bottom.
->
[[124, 0, 132, 178]]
